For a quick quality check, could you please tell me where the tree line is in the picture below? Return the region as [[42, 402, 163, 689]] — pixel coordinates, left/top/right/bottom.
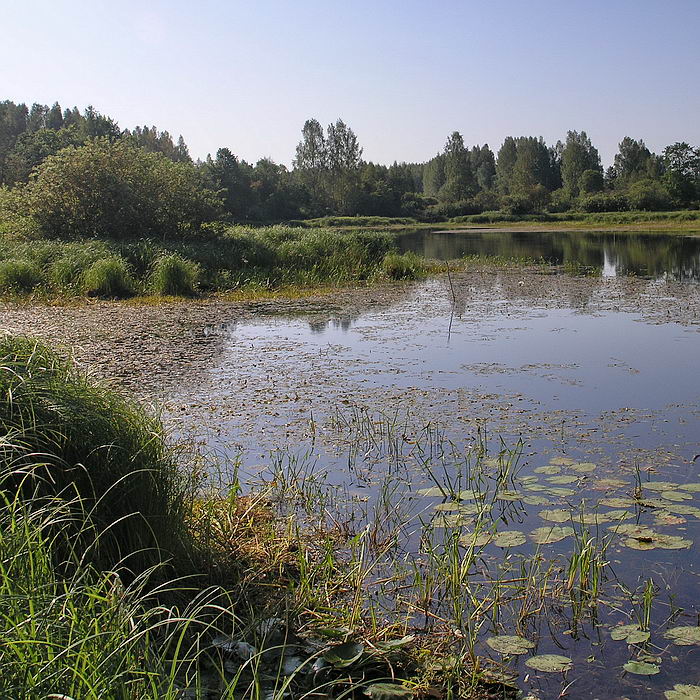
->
[[1, 98, 699, 238]]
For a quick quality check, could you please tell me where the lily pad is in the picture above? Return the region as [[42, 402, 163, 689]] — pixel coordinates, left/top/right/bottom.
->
[[661, 490, 693, 502], [459, 532, 493, 547], [569, 462, 597, 473], [546, 487, 577, 497], [493, 530, 526, 547], [550, 457, 575, 466], [495, 490, 522, 501], [364, 683, 415, 699], [376, 635, 415, 651], [525, 654, 573, 672], [539, 509, 571, 523], [679, 483, 700, 493], [323, 641, 364, 667], [535, 465, 561, 475], [595, 478, 628, 489], [664, 626, 700, 646], [546, 475, 579, 484], [644, 481, 680, 492], [665, 684, 700, 699], [486, 635, 535, 655], [623, 660, 660, 675], [663, 504, 700, 517], [599, 497, 636, 508], [610, 624, 650, 644], [417, 487, 446, 497], [530, 526, 574, 544], [522, 495, 550, 506]]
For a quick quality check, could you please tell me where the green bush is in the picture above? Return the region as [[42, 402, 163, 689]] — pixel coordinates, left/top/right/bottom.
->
[[150, 253, 200, 296], [81, 256, 135, 298], [382, 251, 426, 280], [0, 258, 43, 293], [0, 335, 189, 573]]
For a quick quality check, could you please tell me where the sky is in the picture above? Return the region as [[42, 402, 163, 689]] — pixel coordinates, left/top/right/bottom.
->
[[3, 0, 699, 168]]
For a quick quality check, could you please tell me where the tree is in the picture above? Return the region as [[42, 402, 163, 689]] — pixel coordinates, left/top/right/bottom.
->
[[20, 139, 220, 239], [560, 130, 602, 197], [612, 137, 652, 185], [293, 118, 327, 209], [496, 137, 518, 193], [662, 142, 700, 205], [473, 144, 496, 191], [579, 169, 604, 194], [439, 131, 476, 202], [201, 147, 254, 220]]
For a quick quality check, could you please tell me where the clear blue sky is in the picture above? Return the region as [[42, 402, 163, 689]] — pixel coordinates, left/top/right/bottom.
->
[[3, 0, 699, 168]]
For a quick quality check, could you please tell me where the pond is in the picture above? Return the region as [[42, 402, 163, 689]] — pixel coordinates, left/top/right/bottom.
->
[[397, 228, 700, 281], [165, 239, 700, 699]]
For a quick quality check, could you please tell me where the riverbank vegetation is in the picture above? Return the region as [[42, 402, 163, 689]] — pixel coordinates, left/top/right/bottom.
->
[[1, 99, 699, 232]]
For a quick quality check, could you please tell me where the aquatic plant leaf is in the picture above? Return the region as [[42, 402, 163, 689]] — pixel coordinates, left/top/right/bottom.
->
[[599, 497, 636, 508], [654, 511, 687, 526], [364, 683, 415, 699], [522, 495, 550, 506], [665, 684, 700, 699], [376, 636, 415, 651], [610, 624, 650, 644], [595, 478, 628, 489], [530, 526, 574, 544], [664, 627, 700, 646], [624, 661, 660, 675], [549, 457, 575, 466], [417, 487, 447, 497], [457, 490, 480, 501], [546, 487, 576, 497], [679, 483, 700, 493], [539, 509, 571, 523], [602, 509, 635, 522], [661, 490, 693, 502], [525, 654, 573, 672], [493, 530, 526, 547], [623, 537, 657, 550], [495, 490, 522, 501], [486, 635, 535, 655], [655, 534, 692, 549], [525, 484, 549, 492], [535, 466, 561, 475], [643, 481, 680, 492], [459, 532, 493, 547], [546, 475, 579, 484], [663, 504, 700, 517], [569, 462, 597, 473], [323, 641, 364, 667], [432, 514, 468, 528]]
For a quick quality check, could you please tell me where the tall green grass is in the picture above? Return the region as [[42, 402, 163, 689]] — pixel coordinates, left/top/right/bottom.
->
[[0, 335, 190, 574]]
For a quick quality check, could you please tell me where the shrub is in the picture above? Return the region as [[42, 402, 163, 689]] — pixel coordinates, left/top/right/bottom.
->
[[0, 258, 43, 293], [381, 251, 426, 280], [0, 335, 189, 573], [150, 254, 200, 296], [81, 256, 135, 297], [578, 192, 630, 213], [627, 179, 673, 211]]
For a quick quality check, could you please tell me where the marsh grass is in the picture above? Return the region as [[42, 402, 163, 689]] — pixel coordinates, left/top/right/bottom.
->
[[150, 253, 201, 296], [0, 258, 43, 293], [81, 256, 136, 298]]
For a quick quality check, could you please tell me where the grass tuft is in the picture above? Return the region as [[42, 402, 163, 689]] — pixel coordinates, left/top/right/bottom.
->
[[81, 256, 135, 298], [0, 258, 43, 293], [150, 253, 200, 296]]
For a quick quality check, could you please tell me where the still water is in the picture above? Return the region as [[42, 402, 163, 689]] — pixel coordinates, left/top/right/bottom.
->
[[169, 232, 700, 699], [397, 228, 700, 281]]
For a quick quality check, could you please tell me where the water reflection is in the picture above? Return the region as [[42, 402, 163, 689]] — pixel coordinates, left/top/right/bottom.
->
[[397, 229, 700, 281]]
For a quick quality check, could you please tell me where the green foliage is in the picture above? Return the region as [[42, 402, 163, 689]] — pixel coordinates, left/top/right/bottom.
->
[[20, 139, 220, 239], [579, 169, 604, 194], [150, 253, 200, 296], [381, 251, 427, 280], [0, 258, 43, 293], [0, 336, 190, 573], [81, 256, 135, 297], [578, 192, 629, 213], [627, 179, 673, 211]]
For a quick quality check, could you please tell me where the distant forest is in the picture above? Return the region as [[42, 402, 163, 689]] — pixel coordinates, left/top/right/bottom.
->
[[1, 99, 699, 233]]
